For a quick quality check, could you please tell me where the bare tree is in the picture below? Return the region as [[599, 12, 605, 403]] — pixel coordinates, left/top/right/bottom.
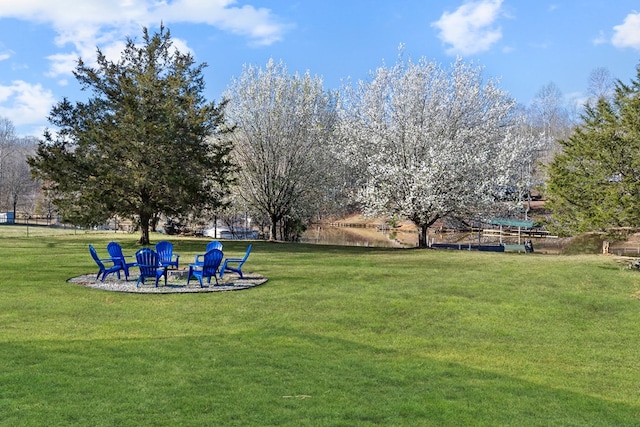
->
[[0, 118, 41, 218], [587, 67, 615, 104], [0, 117, 17, 211], [6, 141, 38, 219], [529, 82, 573, 163]]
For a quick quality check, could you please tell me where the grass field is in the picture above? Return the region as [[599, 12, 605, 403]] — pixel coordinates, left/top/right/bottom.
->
[[1, 225, 640, 426]]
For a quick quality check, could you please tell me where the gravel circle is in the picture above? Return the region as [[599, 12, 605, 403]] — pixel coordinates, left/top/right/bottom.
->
[[68, 270, 267, 293]]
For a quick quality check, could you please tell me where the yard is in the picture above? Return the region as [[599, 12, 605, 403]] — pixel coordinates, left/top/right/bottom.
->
[[1, 226, 639, 425]]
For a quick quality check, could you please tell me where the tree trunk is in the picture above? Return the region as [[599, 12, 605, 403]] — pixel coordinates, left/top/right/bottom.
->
[[150, 213, 159, 232], [138, 213, 151, 245], [269, 214, 278, 241], [418, 224, 429, 248]]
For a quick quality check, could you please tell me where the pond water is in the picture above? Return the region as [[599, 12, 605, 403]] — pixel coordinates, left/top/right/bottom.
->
[[300, 224, 406, 247], [300, 224, 564, 254]]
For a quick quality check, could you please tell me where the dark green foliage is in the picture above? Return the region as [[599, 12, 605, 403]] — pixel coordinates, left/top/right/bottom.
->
[[547, 63, 640, 235], [28, 26, 235, 244]]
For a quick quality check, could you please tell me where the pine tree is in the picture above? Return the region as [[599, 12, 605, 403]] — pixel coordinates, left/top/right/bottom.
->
[[546, 64, 640, 235], [28, 26, 235, 244]]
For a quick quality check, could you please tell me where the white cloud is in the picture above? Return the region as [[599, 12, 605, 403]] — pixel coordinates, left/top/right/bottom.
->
[[612, 12, 640, 50], [0, 81, 56, 131], [45, 52, 81, 78], [0, 0, 289, 76], [432, 0, 504, 56], [153, 0, 289, 46], [593, 30, 608, 46], [0, 43, 11, 61]]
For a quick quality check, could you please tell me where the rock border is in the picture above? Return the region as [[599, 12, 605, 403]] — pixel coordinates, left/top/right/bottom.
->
[[68, 271, 267, 293]]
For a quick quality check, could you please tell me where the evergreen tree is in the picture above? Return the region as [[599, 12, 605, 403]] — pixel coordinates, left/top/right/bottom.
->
[[28, 26, 234, 244], [546, 64, 640, 235]]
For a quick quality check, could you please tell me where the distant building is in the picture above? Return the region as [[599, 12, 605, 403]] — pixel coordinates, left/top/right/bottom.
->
[[0, 212, 15, 224], [203, 225, 258, 240]]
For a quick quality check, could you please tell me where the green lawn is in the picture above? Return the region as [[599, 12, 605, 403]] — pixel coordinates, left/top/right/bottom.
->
[[1, 227, 640, 426]]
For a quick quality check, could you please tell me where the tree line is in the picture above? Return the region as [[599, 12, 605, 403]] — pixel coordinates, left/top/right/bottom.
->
[[15, 26, 629, 245], [0, 118, 40, 221]]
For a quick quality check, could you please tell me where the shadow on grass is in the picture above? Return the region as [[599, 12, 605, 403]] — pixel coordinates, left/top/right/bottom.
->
[[2, 328, 638, 426]]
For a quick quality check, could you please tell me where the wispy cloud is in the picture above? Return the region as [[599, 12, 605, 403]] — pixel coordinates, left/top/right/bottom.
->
[[0, 0, 290, 76], [612, 11, 640, 50], [431, 0, 504, 56], [0, 80, 56, 132], [593, 30, 608, 46], [0, 42, 12, 62], [548, 4, 560, 12]]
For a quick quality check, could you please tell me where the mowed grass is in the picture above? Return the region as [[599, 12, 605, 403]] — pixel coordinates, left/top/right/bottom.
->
[[1, 227, 640, 426]]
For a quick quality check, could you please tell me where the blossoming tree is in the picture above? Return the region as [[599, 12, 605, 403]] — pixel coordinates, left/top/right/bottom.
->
[[336, 54, 540, 247], [224, 59, 338, 240]]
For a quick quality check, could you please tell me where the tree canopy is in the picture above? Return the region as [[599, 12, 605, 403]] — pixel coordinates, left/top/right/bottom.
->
[[224, 59, 338, 241], [546, 64, 640, 235], [28, 26, 235, 244], [336, 54, 539, 247]]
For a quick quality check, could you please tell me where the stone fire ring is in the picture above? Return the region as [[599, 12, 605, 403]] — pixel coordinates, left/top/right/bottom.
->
[[68, 268, 267, 293]]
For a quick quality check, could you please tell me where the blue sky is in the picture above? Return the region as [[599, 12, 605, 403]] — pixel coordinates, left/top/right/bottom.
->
[[0, 0, 639, 136]]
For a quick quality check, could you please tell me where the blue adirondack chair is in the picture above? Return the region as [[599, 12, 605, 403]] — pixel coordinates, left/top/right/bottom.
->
[[207, 240, 223, 251], [89, 244, 122, 282], [187, 249, 223, 287], [155, 240, 179, 270], [106, 241, 137, 281], [220, 244, 252, 279], [135, 248, 167, 287], [193, 240, 223, 265]]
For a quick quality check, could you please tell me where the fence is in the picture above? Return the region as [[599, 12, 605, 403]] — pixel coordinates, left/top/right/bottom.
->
[[12, 215, 57, 226]]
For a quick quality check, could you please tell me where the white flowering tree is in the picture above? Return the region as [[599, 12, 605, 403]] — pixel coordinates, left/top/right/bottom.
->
[[337, 54, 539, 247], [224, 59, 337, 240]]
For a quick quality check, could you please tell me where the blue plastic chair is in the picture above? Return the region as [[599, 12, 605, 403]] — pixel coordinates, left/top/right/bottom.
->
[[220, 244, 252, 279], [207, 240, 223, 251], [89, 244, 122, 282], [187, 249, 223, 287], [106, 241, 137, 281], [194, 240, 223, 265], [135, 248, 167, 287], [155, 240, 180, 270]]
